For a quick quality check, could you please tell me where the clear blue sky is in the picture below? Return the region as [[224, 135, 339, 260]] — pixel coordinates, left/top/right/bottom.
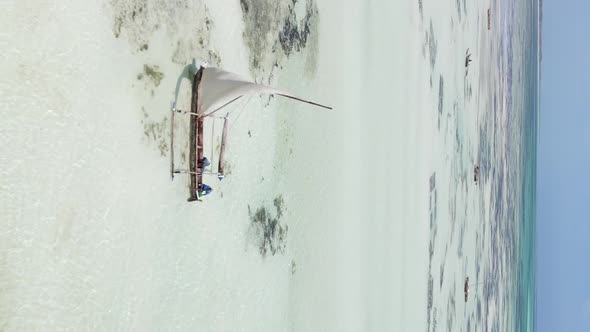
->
[[537, 0, 590, 331]]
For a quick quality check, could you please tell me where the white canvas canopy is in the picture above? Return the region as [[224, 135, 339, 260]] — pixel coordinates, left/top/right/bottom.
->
[[198, 67, 332, 117], [196, 67, 331, 181]]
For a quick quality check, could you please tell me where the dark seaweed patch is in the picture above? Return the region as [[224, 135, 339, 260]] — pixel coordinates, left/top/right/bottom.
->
[[240, 0, 319, 79], [418, 0, 423, 20], [248, 195, 288, 257], [111, 0, 217, 66], [428, 20, 438, 69], [273, 195, 285, 218], [239, 0, 249, 13], [278, 0, 316, 57], [112, 0, 148, 39], [239, 0, 284, 73], [426, 172, 438, 332], [426, 274, 434, 329], [142, 64, 164, 87], [141, 107, 168, 156]]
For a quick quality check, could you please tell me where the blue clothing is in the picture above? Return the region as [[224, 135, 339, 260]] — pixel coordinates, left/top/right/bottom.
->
[[198, 184, 212, 196], [199, 157, 211, 173]]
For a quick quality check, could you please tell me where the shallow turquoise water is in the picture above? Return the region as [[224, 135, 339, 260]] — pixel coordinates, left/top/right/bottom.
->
[[421, 0, 539, 329]]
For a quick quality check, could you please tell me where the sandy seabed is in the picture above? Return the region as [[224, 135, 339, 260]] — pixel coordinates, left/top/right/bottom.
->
[[1, 0, 501, 330]]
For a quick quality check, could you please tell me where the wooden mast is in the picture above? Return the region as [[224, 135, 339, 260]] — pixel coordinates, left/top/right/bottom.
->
[[217, 115, 229, 179]]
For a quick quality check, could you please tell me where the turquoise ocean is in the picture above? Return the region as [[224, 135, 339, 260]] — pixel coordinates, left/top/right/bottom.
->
[[493, 0, 539, 330], [422, 0, 539, 330]]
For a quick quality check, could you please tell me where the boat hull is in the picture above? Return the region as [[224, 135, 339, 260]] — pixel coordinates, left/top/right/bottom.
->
[[188, 68, 204, 202]]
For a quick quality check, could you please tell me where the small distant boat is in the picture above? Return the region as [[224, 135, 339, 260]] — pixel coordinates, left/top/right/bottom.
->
[[464, 276, 485, 302], [171, 64, 332, 202], [487, 9, 491, 30], [464, 277, 470, 302], [465, 49, 472, 68]]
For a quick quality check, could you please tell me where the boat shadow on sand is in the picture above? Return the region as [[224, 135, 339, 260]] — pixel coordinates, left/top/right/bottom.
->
[[173, 59, 199, 106], [168, 60, 199, 169]]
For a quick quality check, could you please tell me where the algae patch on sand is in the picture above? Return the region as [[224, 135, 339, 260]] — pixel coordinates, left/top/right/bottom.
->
[[248, 195, 288, 257], [138, 64, 164, 87], [240, 0, 320, 81]]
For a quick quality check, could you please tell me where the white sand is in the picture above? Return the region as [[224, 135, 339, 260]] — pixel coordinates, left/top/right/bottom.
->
[[277, 1, 433, 330], [0, 0, 501, 330]]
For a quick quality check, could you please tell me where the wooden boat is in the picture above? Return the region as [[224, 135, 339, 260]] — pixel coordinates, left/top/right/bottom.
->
[[171, 64, 332, 202], [464, 277, 485, 302]]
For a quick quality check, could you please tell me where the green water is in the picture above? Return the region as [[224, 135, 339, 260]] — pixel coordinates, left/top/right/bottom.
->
[[515, 0, 539, 330]]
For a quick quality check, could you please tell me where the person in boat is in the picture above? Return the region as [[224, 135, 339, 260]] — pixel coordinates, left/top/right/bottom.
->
[[474, 165, 480, 184], [199, 157, 210, 174], [197, 183, 212, 198]]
